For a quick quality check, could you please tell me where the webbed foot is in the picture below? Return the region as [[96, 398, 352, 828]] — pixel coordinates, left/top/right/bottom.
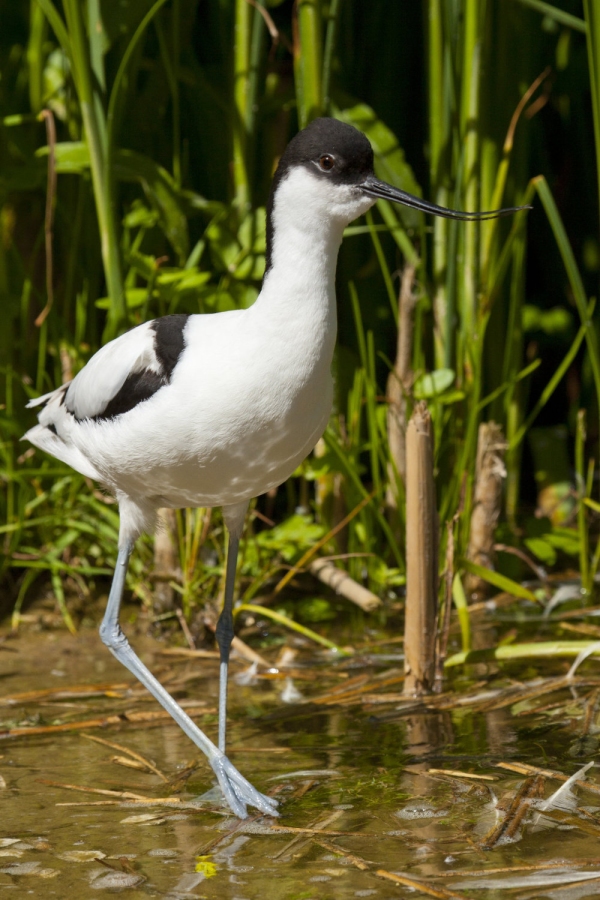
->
[[210, 755, 279, 818]]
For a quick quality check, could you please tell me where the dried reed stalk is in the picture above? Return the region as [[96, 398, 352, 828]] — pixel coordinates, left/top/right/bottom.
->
[[386, 262, 417, 509], [153, 508, 178, 614], [314, 437, 347, 552], [309, 558, 382, 611], [404, 402, 438, 695], [466, 422, 507, 597]]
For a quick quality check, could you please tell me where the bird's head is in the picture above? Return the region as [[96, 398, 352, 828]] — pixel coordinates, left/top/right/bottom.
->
[[269, 116, 528, 230]]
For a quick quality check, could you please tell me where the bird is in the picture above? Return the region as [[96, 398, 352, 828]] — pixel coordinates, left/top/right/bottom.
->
[[24, 117, 526, 818]]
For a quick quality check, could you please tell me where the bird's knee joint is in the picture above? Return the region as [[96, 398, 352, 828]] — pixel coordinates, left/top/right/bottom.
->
[[99, 621, 129, 654], [215, 616, 234, 650]]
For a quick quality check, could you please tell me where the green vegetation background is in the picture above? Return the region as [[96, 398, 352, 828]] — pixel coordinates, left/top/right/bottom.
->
[[1, 0, 599, 632]]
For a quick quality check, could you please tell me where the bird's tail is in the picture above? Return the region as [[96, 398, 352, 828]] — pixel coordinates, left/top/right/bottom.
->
[[23, 423, 103, 482]]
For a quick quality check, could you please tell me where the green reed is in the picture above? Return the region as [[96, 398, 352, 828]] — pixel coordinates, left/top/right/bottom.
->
[[0, 0, 599, 646]]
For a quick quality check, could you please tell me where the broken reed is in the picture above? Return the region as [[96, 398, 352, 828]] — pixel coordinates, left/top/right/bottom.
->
[[404, 402, 438, 696], [465, 422, 507, 597]]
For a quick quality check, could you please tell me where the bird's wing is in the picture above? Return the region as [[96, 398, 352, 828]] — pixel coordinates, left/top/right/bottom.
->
[[63, 320, 161, 420], [26, 387, 64, 409], [23, 318, 193, 481]]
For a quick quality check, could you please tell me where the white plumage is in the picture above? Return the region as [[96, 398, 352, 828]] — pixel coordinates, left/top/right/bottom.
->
[[26, 166, 367, 539], [24, 118, 524, 818]]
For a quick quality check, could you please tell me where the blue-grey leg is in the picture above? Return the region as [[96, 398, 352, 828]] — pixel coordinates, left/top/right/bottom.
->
[[99, 540, 278, 819], [215, 533, 239, 753]]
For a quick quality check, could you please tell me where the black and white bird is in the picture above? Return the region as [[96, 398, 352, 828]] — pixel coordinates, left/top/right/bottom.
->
[[24, 117, 525, 818]]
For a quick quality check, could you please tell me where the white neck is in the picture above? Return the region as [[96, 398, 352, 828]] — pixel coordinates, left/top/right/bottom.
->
[[257, 170, 347, 326], [252, 167, 375, 354]]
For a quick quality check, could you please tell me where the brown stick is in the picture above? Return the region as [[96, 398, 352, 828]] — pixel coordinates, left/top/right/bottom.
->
[[386, 263, 417, 508], [35, 109, 57, 327], [466, 422, 507, 598], [308, 558, 382, 611], [404, 402, 438, 695], [479, 775, 544, 849], [153, 509, 178, 614]]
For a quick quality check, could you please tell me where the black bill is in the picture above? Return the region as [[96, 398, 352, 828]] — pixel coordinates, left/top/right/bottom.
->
[[360, 175, 531, 221]]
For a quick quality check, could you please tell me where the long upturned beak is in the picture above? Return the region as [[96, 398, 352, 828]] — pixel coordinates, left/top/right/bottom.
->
[[360, 175, 530, 221]]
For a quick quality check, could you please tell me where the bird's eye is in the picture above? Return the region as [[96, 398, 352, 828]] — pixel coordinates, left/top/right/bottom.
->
[[319, 154, 335, 171]]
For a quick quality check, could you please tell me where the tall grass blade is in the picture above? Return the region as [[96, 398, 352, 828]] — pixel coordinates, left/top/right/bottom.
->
[[294, 0, 323, 127], [534, 176, 600, 424], [237, 603, 340, 652], [583, 0, 600, 236], [452, 573, 471, 654], [510, 0, 587, 33], [461, 559, 538, 602]]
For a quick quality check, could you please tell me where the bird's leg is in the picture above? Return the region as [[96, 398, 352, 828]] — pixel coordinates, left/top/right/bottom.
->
[[215, 532, 239, 753], [99, 539, 278, 819]]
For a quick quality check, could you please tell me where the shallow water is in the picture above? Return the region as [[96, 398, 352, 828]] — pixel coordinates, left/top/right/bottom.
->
[[1, 615, 600, 899]]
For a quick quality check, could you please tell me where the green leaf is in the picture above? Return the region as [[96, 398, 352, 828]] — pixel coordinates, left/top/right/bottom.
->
[[95, 288, 148, 309], [296, 598, 337, 623], [461, 559, 538, 602], [36, 0, 72, 53], [524, 537, 557, 566], [446, 641, 600, 668], [544, 527, 580, 556], [123, 201, 159, 229], [237, 603, 341, 652], [413, 369, 455, 399], [38, 140, 90, 172], [196, 288, 239, 314], [40, 142, 190, 262], [522, 304, 573, 335], [117, 150, 189, 263], [256, 514, 325, 562], [336, 100, 423, 231], [238, 208, 267, 253]]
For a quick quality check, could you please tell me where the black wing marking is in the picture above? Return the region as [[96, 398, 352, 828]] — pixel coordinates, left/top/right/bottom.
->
[[153, 314, 190, 377], [93, 370, 166, 421], [90, 314, 190, 422]]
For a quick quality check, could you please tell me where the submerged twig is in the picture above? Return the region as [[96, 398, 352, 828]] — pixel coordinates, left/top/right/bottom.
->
[[36, 777, 173, 803], [310, 668, 405, 706], [81, 733, 168, 782], [0, 682, 132, 705], [273, 810, 343, 862], [314, 840, 470, 899], [496, 761, 600, 797], [0, 703, 213, 738], [479, 775, 544, 849], [427, 768, 498, 782]]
